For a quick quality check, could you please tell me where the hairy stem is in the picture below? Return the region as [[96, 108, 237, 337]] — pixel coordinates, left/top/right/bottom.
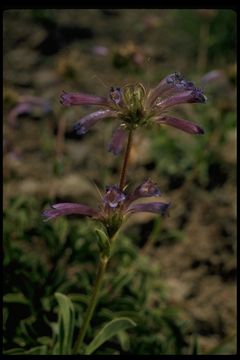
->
[[119, 129, 133, 191], [72, 255, 108, 354]]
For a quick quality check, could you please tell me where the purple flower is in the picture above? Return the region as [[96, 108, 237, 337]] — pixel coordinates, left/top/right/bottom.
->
[[42, 179, 170, 237], [103, 185, 126, 208], [155, 116, 204, 135], [60, 72, 206, 154], [60, 91, 108, 107], [42, 203, 98, 221], [127, 202, 170, 215], [124, 178, 161, 206], [73, 110, 117, 135], [7, 95, 51, 127]]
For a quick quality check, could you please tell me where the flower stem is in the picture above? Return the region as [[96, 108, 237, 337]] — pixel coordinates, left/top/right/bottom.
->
[[72, 255, 109, 354], [119, 129, 133, 191]]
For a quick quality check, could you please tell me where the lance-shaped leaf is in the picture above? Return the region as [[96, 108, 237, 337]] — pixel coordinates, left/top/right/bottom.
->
[[54, 292, 75, 355], [85, 317, 136, 355], [4, 346, 48, 355], [42, 203, 98, 221], [73, 109, 117, 135], [108, 125, 127, 155], [60, 91, 109, 106], [156, 116, 204, 135], [127, 201, 171, 216]]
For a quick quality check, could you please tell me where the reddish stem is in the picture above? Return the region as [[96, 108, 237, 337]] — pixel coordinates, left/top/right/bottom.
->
[[119, 129, 133, 191]]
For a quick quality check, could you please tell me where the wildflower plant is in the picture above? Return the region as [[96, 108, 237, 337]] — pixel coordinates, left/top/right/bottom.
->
[[43, 72, 206, 354]]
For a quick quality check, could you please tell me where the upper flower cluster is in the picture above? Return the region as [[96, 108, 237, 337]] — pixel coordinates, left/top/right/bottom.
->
[[60, 72, 206, 155], [42, 179, 171, 237]]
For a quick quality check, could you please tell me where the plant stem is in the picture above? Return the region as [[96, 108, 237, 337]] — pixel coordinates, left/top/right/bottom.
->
[[72, 255, 108, 354], [119, 129, 133, 191], [73, 129, 134, 354]]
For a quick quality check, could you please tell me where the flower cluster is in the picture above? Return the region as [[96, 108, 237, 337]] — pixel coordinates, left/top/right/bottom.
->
[[44, 73, 206, 237], [42, 179, 171, 237], [60, 72, 206, 155]]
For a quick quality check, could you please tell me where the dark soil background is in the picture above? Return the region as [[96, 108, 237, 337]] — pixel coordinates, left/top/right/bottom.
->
[[3, 9, 236, 354]]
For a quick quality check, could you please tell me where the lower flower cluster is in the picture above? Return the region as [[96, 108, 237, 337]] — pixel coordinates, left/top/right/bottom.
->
[[42, 180, 171, 237]]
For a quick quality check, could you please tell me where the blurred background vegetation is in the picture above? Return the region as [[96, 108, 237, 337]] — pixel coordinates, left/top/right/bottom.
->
[[3, 9, 236, 355]]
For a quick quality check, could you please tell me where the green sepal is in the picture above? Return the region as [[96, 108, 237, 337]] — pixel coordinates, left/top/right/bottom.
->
[[95, 228, 111, 258], [104, 212, 123, 239]]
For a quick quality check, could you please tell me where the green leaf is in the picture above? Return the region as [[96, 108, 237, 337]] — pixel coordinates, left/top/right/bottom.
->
[[4, 346, 47, 355], [3, 293, 28, 304], [3, 307, 8, 330], [24, 346, 48, 355], [68, 293, 89, 304], [37, 336, 53, 346], [4, 348, 25, 355], [117, 330, 130, 352], [54, 292, 75, 355], [85, 317, 136, 355]]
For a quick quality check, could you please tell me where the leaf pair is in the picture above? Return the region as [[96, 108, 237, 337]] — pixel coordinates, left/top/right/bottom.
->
[[55, 292, 136, 355]]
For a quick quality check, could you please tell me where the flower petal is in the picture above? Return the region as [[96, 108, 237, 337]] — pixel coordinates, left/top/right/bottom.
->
[[108, 125, 127, 155], [8, 103, 33, 127], [60, 91, 109, 106], [103, 185, 126, 208], [156, 88, 207, 109], [125, 179, 161, 207], [19, 95, 51, 109], [156, 116, 204, 134], [127, 201, 171, 215], [108, 87, 124, 106], [73, 110, 117, 135], [42, 203, 97, 221], [200, 70, 226, 86], [148, 72, 196, 105], [7, 97, 51, 127]]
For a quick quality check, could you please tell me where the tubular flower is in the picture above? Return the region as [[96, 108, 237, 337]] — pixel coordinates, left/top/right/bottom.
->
[[42, 179, 171, 237], [60, 72, 206, 154]]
